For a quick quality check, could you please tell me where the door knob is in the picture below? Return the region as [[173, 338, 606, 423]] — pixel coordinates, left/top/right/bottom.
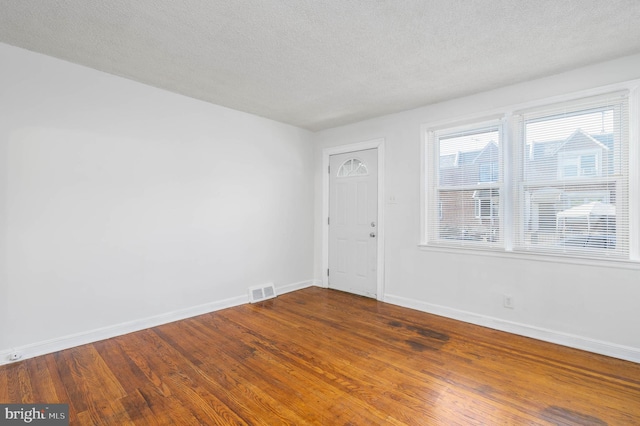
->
[[370, 232, 376, 238]]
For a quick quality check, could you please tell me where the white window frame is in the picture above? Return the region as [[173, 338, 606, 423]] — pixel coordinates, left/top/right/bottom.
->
[[420, 80, 640, 267], [424, 118, 504, 249]]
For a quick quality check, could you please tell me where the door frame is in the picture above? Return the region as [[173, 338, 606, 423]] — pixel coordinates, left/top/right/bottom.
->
[[322, 138, 385, 300]]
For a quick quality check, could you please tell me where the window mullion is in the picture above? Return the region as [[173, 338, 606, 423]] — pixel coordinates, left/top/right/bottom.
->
[[628, 86, 639, 261], [502, 115, 514, 251]]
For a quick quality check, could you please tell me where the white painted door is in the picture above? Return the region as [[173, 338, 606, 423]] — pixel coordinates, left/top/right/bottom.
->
[[329, 148, 378, 298]]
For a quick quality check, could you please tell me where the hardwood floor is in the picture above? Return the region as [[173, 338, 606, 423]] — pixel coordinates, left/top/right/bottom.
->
[[1, 287, 639, 425]]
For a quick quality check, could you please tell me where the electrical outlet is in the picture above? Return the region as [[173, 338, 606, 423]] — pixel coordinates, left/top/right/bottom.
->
[[503, 294, 515, 309], [9, 352, 22, 361]]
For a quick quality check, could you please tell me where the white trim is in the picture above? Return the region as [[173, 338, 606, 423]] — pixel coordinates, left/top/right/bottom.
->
[[501, 114, 514, 251], [384, 293, 640, 363], [629, 86, 640, 260], [425, 113, 505, 134], [420, 125, 429, 244], [277, 280, 316, 294], [0, 280, 315, 365], [418, 243, 640, 270], [322, 139, 385, 301]]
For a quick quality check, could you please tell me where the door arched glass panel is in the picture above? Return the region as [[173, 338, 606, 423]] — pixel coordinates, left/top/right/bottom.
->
[[337, 158, 369, 177]]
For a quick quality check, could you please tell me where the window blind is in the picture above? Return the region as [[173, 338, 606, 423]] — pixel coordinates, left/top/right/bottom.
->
[[512, 92, 629, 259], [427, 121, 503, 248]]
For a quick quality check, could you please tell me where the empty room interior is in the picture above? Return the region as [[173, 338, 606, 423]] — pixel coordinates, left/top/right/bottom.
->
[[2, 1, 640, 424]]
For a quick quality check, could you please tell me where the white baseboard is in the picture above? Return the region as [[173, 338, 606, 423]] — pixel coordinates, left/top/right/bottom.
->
[[384, 293, 640, 364], [1, 280, 314, 365], [312, 279, 327, 288], [277, 280, 316, 294]]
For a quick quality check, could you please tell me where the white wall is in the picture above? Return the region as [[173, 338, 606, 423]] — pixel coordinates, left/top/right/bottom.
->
[[314, 53, 640, 361], [0, 43, 314, 358]]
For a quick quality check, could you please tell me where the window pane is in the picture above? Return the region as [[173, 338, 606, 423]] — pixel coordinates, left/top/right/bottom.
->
[[439, 128, 500, 187], [524, 108, 618, 182], [438, 190, 500, 243], [521, 184, 617, 248], [479, 162, 498, 182], [337, 158, 369, 177], [515, 94, 629, 259], [428, 122, 502, 248]]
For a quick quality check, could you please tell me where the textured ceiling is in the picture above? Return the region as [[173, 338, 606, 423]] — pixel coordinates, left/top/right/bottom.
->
[[2, 1, 640, 131]]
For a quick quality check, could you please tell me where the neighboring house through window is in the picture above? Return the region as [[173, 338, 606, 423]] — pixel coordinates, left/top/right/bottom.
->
[[427, 122, 502, 247], [474, 189, 499, 219], [516, 95, 626, 257], [479, 161, 499, 182]]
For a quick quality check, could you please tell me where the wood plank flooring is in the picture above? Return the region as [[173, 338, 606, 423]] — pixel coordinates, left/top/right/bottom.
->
[[1, 287, 639, 425]]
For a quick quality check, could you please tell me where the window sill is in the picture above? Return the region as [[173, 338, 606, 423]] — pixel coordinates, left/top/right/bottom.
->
[[417, 243, 640, 270]]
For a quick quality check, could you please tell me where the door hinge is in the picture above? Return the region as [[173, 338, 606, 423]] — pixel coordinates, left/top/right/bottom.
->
[[328, 165, 330, 174], [327, 268, 330, 276], [327, 217, 330, 225]]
